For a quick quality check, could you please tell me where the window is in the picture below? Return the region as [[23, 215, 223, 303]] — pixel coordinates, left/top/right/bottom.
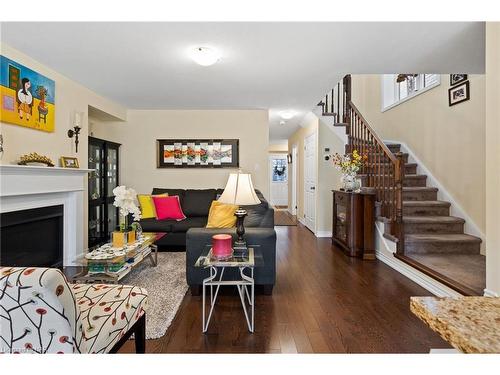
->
[[381, 74, 440, 111], [271, 158, 287, 182]]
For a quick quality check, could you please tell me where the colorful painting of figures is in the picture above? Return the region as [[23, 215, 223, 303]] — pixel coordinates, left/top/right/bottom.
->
[[157, 139, 239, 168], [0, 55, 55, 132]]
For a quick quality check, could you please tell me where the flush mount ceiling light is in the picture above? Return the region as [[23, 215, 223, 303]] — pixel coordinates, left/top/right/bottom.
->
[[280, 120, 286, 126], [279, 110, 296, 120], [190, 46, 221, 66]]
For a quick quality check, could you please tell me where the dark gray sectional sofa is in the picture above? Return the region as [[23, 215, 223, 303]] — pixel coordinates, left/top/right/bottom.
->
[[139, 188, 277, 295]]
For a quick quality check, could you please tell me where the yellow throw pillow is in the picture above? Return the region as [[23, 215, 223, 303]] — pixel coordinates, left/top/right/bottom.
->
[[137, 193, 167, 219], [206, 200, 238, 228]]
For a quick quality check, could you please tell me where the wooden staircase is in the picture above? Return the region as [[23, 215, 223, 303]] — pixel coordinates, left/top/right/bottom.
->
[[318, 75, 485, 296]]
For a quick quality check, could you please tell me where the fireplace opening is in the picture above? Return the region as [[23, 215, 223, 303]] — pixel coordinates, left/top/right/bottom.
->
[[0, 205, 64, 268]]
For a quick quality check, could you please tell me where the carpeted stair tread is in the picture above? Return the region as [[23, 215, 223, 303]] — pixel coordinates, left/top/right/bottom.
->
[[403, 216, 465, 224], [403, 186, 438, 192], [405, 233, 482, 243], [403, 200, 450, 207]]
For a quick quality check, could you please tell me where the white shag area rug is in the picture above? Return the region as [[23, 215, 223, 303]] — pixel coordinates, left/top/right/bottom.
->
[[125, 252, 188, 339]]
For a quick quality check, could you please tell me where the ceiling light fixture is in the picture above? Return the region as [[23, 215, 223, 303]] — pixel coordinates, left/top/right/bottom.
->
[[279, 110, 296, 120], [190, 46, 221, 66], [280, 120, 285, 126]]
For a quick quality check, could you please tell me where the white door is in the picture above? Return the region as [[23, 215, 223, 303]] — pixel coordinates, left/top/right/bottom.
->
[[304, 132, 316, 232], [269, 154, 289, 207], [291, 144, 298, 215]]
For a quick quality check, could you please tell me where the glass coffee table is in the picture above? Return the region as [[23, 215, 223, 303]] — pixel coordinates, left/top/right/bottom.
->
[[71, 232, 165, 284], [195, 246, 263, 333]]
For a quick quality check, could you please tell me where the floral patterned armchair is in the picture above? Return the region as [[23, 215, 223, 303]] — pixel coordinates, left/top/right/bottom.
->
[[0, 267, 148, 354]]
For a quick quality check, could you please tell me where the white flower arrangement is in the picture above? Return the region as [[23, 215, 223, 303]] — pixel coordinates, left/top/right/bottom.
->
[[113, 186, 141, 227]]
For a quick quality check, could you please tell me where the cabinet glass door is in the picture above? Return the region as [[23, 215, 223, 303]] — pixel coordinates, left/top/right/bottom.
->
[[88, 143, 102, 200], [106, 146, 118, 197], [107, 203, 118, 239], [88, 137, 120, 247], [88, 205, 104, 246]]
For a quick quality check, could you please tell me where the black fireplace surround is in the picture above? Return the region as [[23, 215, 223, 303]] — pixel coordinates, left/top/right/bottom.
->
[[0, 205, 64, 268]]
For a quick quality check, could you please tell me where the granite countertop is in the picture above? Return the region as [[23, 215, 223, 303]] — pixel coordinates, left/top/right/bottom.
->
[[410, 296, 500, 353]]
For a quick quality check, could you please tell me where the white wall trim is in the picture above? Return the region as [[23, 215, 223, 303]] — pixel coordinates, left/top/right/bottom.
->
[[385, 139, 485, 253], [375, 221, 462, 297], [315, 231, 332, 238], [483, 289, 499, 297]]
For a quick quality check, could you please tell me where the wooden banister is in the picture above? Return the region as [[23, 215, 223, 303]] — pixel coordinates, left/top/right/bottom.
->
[[318, 74, 405, 253], [347, 101, 398, 165]]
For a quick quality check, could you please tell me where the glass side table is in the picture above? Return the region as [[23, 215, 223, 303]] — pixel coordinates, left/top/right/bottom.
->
[[195, 246, 263, 333], [71, 232, 165, 284]]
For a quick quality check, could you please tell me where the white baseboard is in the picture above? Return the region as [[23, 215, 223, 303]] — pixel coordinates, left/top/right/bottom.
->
[[385, 139, 485, 253], [315, 231, 332, 238], [298, 217, 306, 226], [483, 289, 499, 297], [375, 222, 462, 297]]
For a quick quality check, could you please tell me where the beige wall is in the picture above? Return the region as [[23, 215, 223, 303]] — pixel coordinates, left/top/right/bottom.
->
[[0, 43, 127, 250], [351, 74, 486, 235], [268, 140, 288, 153], [485, 22, 500, 295], [317, 120, 343, 233], [90, 110, 270, 199], [287, 113, 343, 233]]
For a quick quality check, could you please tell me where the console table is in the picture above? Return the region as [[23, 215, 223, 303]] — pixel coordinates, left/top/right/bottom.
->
[[332, 189, 375, 260]]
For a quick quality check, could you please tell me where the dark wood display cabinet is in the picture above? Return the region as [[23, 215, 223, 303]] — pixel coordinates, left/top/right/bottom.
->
[[332, 189, 376, 260], [88, 137, 121, 247]]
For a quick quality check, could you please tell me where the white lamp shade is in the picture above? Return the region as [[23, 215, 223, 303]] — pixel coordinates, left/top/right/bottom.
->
[[218, 172, 261, 206]]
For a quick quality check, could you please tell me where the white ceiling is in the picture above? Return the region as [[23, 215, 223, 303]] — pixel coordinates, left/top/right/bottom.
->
[[1, 22, 485, 140]]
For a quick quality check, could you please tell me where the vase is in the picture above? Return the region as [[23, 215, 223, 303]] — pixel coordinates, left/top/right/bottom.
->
[[112, 231, 127, 248], [341, 173, 359, 191], [127, 229, 136, 244]]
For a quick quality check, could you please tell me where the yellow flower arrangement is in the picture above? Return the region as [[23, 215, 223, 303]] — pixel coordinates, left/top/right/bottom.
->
[[331, 149, 367, 175]]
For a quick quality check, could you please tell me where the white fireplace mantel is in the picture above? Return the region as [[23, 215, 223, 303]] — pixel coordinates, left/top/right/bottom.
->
[[0, 164, 92, 266]]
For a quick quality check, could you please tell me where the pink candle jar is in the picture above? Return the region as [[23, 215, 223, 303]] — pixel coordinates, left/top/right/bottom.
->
[[212, 234, 233, 259]]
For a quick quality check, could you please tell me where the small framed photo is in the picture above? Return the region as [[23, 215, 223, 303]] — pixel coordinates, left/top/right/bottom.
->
[[60, 156, 80, 168], [450, 74, 468, 86], [448, 81, 470, 107]]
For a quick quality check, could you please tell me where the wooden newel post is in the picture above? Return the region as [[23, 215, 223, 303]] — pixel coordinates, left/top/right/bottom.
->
[[395, 152, 405, 254]]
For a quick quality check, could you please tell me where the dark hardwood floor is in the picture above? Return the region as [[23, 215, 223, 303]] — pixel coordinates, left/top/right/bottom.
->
[[119, 223, 450, 353]]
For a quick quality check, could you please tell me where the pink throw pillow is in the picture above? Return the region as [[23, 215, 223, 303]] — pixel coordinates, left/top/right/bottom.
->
[[152, 195, 186, 221]]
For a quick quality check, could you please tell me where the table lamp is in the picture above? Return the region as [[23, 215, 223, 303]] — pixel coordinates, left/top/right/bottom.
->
[[218, 170, 261, 250]]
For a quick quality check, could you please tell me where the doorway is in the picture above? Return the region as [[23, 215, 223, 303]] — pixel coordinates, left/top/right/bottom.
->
[[269, 154, 289, 208]]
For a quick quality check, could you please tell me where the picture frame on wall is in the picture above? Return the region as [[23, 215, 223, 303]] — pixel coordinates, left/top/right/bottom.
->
[[0, 55, 56, 133], [448, 81, 470, 107], [157, 139, 239, 168], [450, 74, 468, 86]]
